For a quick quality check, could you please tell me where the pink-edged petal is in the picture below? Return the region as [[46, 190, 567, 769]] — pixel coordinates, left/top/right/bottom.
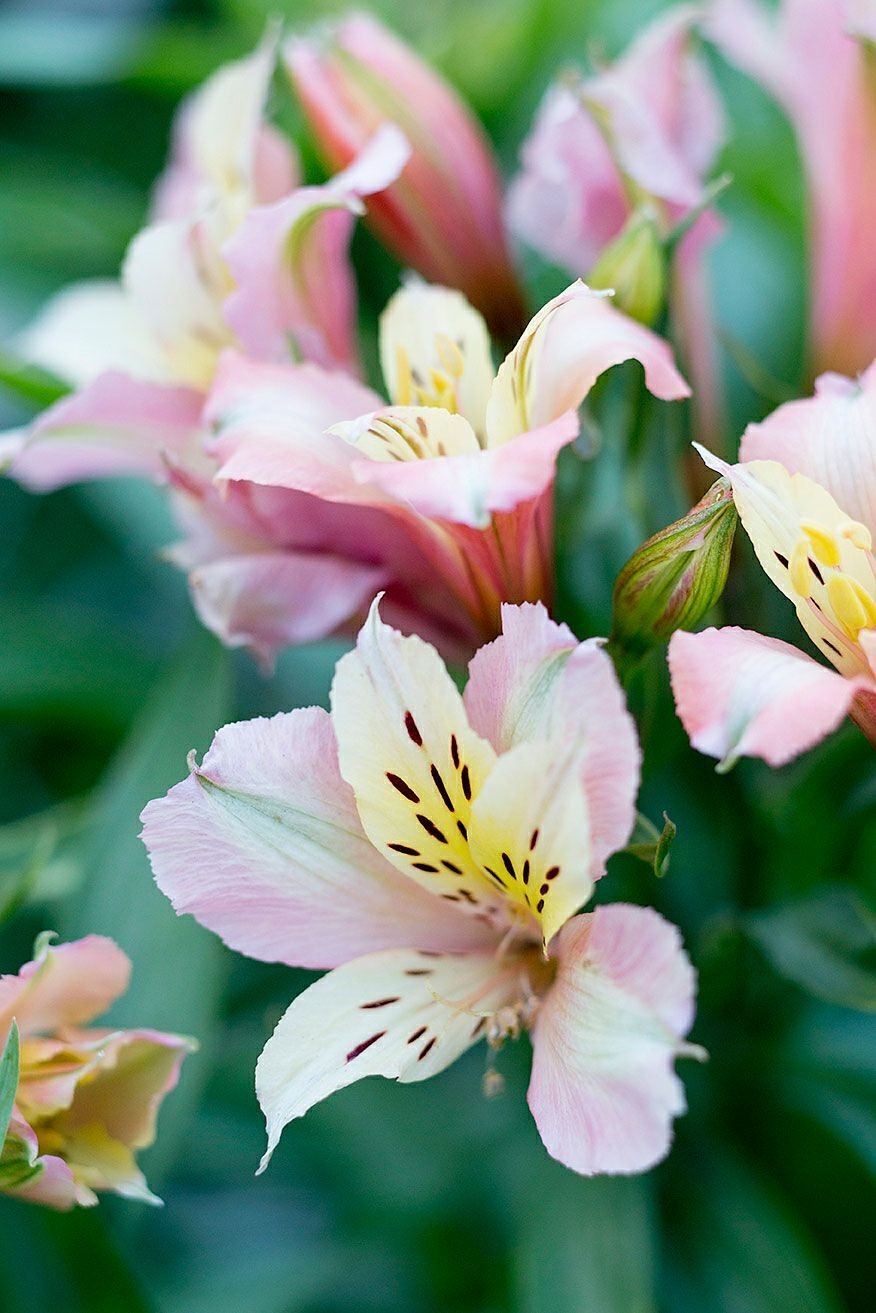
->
[[583, 6, 725, 209], [739, 363, 876, 536], [256, 946, 513, 1169], [1, 1111, 79, 1210], [486, 282, 689, 446], [206, 351, 384, 502], [669, 625, 870, 767], [223, 126, 410, 374], [0, 936, 130, 1040], [354, 411, 578, 528], [5, 373, 204, 491], [671, 210, 726, 444], [528, 904, 697, 1176], [15, 280, 169, 388], [465, 603, 640, 874], [187, 549, 386, 662], [141, 708, 492, 970], [507, 82, 628, 275]]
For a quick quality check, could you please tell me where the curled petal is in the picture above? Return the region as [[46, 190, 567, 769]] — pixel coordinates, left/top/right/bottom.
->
[[669, 626, 869, 767], [486, 282, 689, 446], [141, 708, 491, 969], [256, 947, 516, 1169], [528, 904, 697, 1175], [1, 1111, 79, 1210]]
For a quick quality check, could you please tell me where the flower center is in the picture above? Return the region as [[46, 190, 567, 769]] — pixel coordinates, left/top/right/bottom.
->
[[392, 337, 466, 412], [782, 516, 876, 652]]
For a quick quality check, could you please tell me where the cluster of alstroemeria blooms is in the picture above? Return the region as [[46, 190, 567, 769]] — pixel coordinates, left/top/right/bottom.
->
[[3, 0, 876, 1200], [0, 935, 192, 1208]]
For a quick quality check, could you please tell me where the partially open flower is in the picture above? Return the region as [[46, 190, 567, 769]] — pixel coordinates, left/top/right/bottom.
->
[[0, 935, 193, 1210], [670, 367, 876, 766], [142, 601, 701, 1177]]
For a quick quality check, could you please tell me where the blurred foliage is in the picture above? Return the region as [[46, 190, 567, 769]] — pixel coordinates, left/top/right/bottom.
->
[[0, 1, 873, 1312]]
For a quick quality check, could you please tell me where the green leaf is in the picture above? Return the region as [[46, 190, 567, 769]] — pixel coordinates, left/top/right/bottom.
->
[[0, 1021, 20, 1149], [0, 350, 68, 409], [624, 811, 677, 878], [512, 1152, 657, 1313], [748, 888, 876, 1012], [62, 626, 233, 1185], [663, 1144, 844, 1313]]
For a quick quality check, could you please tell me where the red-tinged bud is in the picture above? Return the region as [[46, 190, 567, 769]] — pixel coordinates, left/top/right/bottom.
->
[[284, 13, 528, 340]]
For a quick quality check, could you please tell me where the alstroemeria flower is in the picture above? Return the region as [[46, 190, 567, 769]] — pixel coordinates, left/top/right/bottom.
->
[[670, 367, 876, 765], [2, 39, 407, 491], [142, 601, 699, 1176], [506, 6, 725, 432], [285, 11, 527, 339], [0, 935, 193, 1210], [707, 0, 876, 377], [199, 278, 689, 658]]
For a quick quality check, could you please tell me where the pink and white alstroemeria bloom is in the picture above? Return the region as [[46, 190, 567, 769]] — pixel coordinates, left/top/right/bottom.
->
[[707, 0, 876, 377], [2, 38, 408, 491], [670, 367, 876, 765], [199, 278, 689, 658], [0, 934, 193, 1210], [142, 602, 699, 1176], [507, 6, 725, 432]]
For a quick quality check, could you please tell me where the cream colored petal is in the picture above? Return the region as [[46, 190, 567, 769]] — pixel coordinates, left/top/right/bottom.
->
[[379, 282, 494, 438], [468, 738, 593, 948], [330, 601, 504, 915], [331, 405, 481, 462]]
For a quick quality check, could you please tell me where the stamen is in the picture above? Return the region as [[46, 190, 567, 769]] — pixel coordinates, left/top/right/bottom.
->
[[840, 519, 873, 552], [801, 521, 841, 568], [826, 574, 876, 637], [394, 345, 414, 406], [789, 539, 813, 599], [436, 334, 465, 379]]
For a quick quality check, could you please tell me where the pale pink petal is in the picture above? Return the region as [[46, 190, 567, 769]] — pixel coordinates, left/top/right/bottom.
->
[[671, 211, 726, 445], [528, 904, 697, 1175], [355, 412, 578, 528], [507, 83, 627, 274], [206, 351, 384, 503], [0, 936, 130, 1039], [486, 282, 690, 446], [141, 708, 492, 969], [223, 126, 410, 374], [669, 625, 869, 766], [256, 947, 514, 1169], [465, 603, 640, 874], [188, 550, 387, 661], [739, 363, 876, 535], [584, 6, 725, 209], [4, 373, 203, 491]]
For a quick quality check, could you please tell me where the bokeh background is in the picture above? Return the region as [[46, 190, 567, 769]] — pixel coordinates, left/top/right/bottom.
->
[[0, 1, 873, 1310]]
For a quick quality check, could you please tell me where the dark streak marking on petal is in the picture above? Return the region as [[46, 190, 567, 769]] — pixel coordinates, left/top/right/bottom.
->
[[545, 866, 560, 880], [539, 883, 549, 895], [404, 712, 423, 745], [389, 842, 420, 855], [417, 814, 448, 843], [430, 765, 455, 812], [346, 1032, 385, 1061], [404, 968, 432, 977], [522, 860, 530, 885], [536, 898, 545, 913], [387, 772, 419, 802], [460, 765, 471, 799], [471, 1017, 486, 1038], [441, 860, 463, 874], [451, 734, 460, 769], [412, 861, 440, 872], [501, 852, 516, 879], [774, 552, 789, 568], [407, 1026, 427, 1043], [457, 820, 468, 840], [418, 1037, 437, 1060], [529, 829, 539, 850], [823, 637, 842, 656], [361, 997, 400, 1009], [809, 558, 825, 585]]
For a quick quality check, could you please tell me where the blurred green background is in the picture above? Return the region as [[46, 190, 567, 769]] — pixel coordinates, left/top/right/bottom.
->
[[0, 1, 873, 1310]]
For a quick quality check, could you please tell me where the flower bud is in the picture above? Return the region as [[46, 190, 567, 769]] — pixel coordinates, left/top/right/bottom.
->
[[284, 13, 528, 339], [588, 206, 667, 325], [611, 477, 738, 662]]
